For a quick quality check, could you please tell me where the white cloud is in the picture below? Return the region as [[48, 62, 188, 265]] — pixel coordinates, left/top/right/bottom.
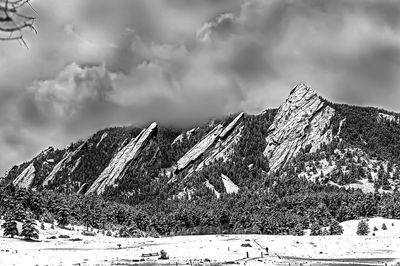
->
[[29, 63, 113, 117]]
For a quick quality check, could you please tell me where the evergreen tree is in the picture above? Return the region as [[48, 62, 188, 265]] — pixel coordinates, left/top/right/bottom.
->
[[310, 223, 322, 236], [56, 204, 70, 228], [14, 203, 26, 222], [356, 220, 370, 235], [21, 218, 39, 240], [381, 223, 387, 230], [291, 223, 304, 236], [2, 213, 19, 238], [329, 220, 343, 235]]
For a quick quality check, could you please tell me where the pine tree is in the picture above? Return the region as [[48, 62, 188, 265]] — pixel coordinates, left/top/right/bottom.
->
[[291, 223, 304, 236], [310, 223, 322, 236], [329, 220, 344, 235], [382, 223, 387, 230], [56, 204, 70, 228], [2, 213, 19, 238], [21, 218, 39, 240], [14, 203, 26, 222], [356, 220, 370, 235]]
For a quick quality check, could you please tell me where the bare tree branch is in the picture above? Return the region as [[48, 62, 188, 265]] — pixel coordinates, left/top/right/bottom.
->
[[0, 0, 36, 46]]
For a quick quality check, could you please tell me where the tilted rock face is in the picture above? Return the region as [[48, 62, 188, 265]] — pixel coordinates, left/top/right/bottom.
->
[[377, 113, 399, 124], [86, 122, 158, 195], [172, 127, 199, 145], [43, 142, 86, 186], [171, 112, 244, 182], [221, 174, 239, 194], [13, 163, 35, 189], [263, 84, 335, 172], [96, 133, 108, 148], [205, 180, 220, 199], [176, 124, 224, 172]]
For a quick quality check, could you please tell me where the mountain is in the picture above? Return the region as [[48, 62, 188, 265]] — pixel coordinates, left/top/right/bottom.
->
[[2, 84, 400, 201], [2, 83, 400, 238]]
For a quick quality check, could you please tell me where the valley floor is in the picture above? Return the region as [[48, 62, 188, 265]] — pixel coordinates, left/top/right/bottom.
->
[[0, 218, 400, 266]]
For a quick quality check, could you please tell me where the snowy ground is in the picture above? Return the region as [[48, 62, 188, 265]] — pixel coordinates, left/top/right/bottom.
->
[[0, 218, 399, 265]]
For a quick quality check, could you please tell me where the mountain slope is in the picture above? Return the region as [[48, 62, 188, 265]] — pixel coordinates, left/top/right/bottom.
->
[[2, 83, 400, 201], [87, 122, 158, 195]]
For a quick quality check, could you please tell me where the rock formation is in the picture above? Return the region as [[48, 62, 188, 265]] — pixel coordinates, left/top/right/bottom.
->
[[205, 180, 220, 199], [96, 133, 108, 148], [263, 84, 335, 172], [377, 113, 399, 124], [176, 124, 224, 172], [42, 142, 86, 186], [172, 127, 199, 145], [221, 174, 239, 194], [12, 163, 35, 189], [86, 122, 158, 195], [171, 112, 244, 182]]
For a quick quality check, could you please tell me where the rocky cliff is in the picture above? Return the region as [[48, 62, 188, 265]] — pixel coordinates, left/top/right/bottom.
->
[[221, 174, 239, 194], [263, 84, 335, 172], [86, 122, 158, 195], [171, 112, 244, 182], [12, 163, 35, 189], [42, 142, 86, 186]]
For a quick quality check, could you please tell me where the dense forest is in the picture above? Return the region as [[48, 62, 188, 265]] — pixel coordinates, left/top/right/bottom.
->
[[1, 176, 400, 237]]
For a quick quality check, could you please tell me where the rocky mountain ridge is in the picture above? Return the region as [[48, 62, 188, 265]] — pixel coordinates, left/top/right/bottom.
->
[[3, 84, 400, 200]]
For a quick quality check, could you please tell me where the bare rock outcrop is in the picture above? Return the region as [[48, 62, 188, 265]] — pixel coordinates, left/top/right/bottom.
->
[[12, 163, 35, 189], [171, 112, 244, 182], [96, 133, 108, 148], [172, 127, 199, 145], [42, 142, 86, 186], [86, 122, 158, 195], [176, 124, 224, 172], [263, 84, 335, 172], [205, 180, 221, 199], [377, 113, 399, 124], [221, 174, 239, 194]]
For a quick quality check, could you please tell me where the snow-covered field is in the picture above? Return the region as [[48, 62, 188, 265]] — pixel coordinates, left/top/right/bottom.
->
[[0, 218, 399, 265]]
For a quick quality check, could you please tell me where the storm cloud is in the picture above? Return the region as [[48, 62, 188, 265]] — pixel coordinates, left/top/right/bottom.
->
[[0, 0, 399, 173]]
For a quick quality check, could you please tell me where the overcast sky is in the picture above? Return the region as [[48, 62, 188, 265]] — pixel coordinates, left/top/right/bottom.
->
[[0, 0, 400, 173]]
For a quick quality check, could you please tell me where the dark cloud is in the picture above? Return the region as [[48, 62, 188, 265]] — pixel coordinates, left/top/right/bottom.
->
[[0, 0, 399, 173]]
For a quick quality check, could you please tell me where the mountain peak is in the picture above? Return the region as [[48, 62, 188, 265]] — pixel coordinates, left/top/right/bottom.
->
[[287, 83, 319, 105], [264, 84, 335, 172]]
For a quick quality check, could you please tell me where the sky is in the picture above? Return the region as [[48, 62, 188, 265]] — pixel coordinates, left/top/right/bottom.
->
[[0, 0, 400, 173]]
